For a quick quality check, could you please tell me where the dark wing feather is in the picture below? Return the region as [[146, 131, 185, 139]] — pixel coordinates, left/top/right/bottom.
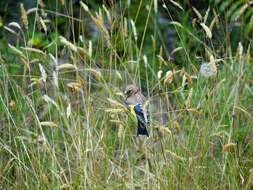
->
[[134, 104, 149, 137]]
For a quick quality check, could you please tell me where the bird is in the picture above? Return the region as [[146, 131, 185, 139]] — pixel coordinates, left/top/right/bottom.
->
[[124, 84, 149, 137]]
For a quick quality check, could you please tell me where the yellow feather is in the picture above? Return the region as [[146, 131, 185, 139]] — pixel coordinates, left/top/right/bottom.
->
[[129, 105, 137, 124], [129, 105, 135, 115]]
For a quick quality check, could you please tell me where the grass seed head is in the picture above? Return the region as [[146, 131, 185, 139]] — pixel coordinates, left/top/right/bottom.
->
[[67, 82, 83, 93], [8, 22, 21, 30], [200, 23, 212, 39], [157, 70, 163, 79], [39, 63, 47, 83], [56, 63, 78, 71], [59, 36, 77, 52], [20, 3, 28, 29], [164, 70, 173, 84], [222, 143, 236, 152], [173, 120, 181, 132], [40, 121, 58, 128]]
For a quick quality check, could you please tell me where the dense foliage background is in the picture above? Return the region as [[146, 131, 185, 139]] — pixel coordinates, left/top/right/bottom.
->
[[0, 0, 252, 189]]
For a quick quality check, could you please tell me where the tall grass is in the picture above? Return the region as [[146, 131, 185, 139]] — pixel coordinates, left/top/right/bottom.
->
[[0, 0, 252, 189]]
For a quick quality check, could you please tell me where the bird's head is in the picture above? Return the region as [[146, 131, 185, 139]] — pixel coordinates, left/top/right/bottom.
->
[[124, 84, 139, 98]]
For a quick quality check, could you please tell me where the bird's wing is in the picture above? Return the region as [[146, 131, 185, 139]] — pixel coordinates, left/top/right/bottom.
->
[[134, 104, 148, 126], [134, 104, 149, 136]]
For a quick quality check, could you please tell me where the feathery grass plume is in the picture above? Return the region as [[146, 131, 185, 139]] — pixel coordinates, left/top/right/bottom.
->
[[163, 127, 172, 134], [181, 74, 187, 88], [158, 47, 167, 65], [38, 0, 46, 17], [102, 4, 111, 24], [237, 42, 243, 59], [157, 55, 167, 66], [204, 7, 210, 23], [123, 17, 128, 37], [8, 22, 22, 31], [222, 143, 236, 152], [42, 95, 60, 111], [66, 103, 71, 119], [104, 108, 125, 113], [80, 1, 89, 12], [40, 174, 49, 186], [20, 57, 30, 70], [245, 169, 253, 189], [92, 14, 110, 43], [115, 71, 122, 80], [36, 135, 47, 145], [169, 21, 184, 28], [213, 9, 220, 25], [164, 70, 173, 84], [59, 36, 77, 52], [192, 7, 202, 21], [162, 3, 167, 9], [181, 69, 194, 84], [173, 121, 181, 132], [26, 7, 38, 15], [38, 0, 45, 8], [143, 55, 148, 67], [40, 121, 58, 128], [86, 68, 102, 81], [49, 53, 57, 65], [185, 88, 193, 108], [88, 40, 92, 57], [235, 2, 253, 21], [39, 63, 47, 83], [4, 26, 18, 35], [209, 10, 219, 31], [52, 71, 58, 88], [8, 44, 25, 58], [107, 98, 126, 109], [117, 124, 124, 139], [81, 2, 110, 43], [155, 125, 172, 134], [20, 3, 28, 29], [9, 100, 16, 108], [166, 150, 186, 161], [77, 47, 89, 58], [38, 17, 47, 34], [157, 70, 163, 79], [67, 82, 83, 92], [130, 19, 138, 42], [56, 63, 78, 71], [30, 78, 43, 87], [171, 47, 183, 55], [49, 54, 59, 88], [115, 92, 124, 97], [79, 35, 84, 43], [200, 23, 212, 39], [20, 47, 45, 55], [169, 0, 184, 11]]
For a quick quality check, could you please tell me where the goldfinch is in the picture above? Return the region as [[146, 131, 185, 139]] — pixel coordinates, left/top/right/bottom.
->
[[124, 84, 149, 137]]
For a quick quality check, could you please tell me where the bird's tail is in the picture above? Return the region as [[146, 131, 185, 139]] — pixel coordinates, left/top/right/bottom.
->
[[137, 120, 149, 137]]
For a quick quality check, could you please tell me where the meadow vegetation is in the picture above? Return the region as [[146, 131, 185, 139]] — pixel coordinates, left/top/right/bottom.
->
[[0, 0, 252, 189]]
